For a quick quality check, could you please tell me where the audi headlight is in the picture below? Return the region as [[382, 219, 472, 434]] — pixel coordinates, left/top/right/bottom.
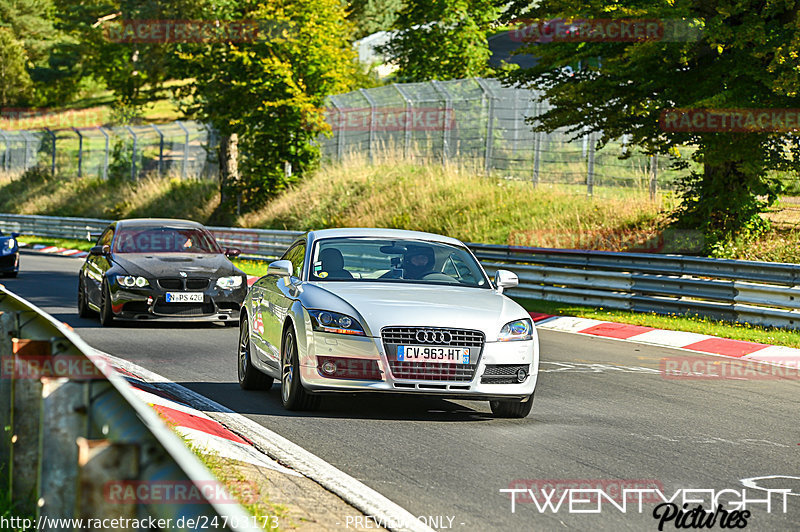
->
[[118, 275, 149, 288], [308, 309, 365, 336], [216, 276, 244, 289], [498, 318, 533, 342]]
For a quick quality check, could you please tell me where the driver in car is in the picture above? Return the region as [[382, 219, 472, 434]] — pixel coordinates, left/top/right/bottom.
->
[[402, 245, 436, 279]]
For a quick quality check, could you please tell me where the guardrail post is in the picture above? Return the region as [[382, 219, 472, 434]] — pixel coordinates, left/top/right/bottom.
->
[[649, 154, 658, 201], [151, 124, 165, 176], [177, 121, 190, 178], [72, 127, 84, 178], [124, 126, 137, 180], [586, 131, 595, 197], [76, 437, 139, 524], [10, 338, 47, 515], [393, 84, 413, 159], [476, 78, 496, 176], [359, 89, 377, 163], [0, 311, 14, 494], [98, 127, 109, 180], [38, 377, 88, 520]]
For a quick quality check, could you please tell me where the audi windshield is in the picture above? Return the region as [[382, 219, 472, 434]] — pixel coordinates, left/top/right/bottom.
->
[[309, 237, 490, 288]]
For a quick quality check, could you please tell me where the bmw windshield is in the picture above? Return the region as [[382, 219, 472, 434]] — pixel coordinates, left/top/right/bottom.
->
[[309, 237, 490, 288], [114, 227, 222, 254]]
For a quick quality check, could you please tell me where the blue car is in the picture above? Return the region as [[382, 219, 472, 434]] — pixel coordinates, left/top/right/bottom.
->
[[0, 231, 19, 277]]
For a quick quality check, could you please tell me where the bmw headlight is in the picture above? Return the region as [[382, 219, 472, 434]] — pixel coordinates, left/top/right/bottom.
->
[[498, 318, 533, 342], [308, 309, 365, 336], [216, 276, 244, 289], [118, 275, 149, 288]]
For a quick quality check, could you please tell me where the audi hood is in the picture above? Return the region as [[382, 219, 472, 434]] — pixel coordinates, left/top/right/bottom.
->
[[300, 282, 531, 341]]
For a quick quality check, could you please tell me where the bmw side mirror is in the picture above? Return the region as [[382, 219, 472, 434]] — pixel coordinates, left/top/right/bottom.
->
[[494, 269, 518, 294], [89, 245, 110, 256], [267, 260, 293, 283], [224, 248, 241, 258]]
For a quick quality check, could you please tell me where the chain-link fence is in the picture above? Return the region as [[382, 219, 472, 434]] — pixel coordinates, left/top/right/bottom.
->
[[0, 121, 218, 180], [2, 78, 696, 193], [320, 78, 696, 195]]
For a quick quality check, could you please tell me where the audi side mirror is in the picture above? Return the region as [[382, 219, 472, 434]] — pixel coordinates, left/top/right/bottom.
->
[[267, 260, 293, 283], [494, 269, 518, 294], [89, 245, 110, 256]]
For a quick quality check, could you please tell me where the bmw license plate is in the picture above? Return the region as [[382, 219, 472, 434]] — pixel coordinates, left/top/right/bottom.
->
[[165, 292, 204, 303], [397, 346, 469, 364]]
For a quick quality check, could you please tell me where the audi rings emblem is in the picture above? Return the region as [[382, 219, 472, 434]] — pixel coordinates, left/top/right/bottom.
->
[[415, 329, 452, 344]]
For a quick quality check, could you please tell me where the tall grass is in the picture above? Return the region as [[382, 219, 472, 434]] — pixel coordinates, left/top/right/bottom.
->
[[239, 152, 669, 247]]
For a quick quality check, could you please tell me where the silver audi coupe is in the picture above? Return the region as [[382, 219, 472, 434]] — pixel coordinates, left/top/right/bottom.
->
[[237, 228, 539, 418]]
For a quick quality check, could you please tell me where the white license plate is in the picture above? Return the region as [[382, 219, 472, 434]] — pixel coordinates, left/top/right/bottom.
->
[[165, 292, 204, 303], [397, 346, 470, 364]]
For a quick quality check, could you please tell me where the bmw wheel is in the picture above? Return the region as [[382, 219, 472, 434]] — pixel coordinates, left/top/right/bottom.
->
[[280, 328, 320, 411], [490, 393, 534, 419], [77, 276, 94, 318], [238, 318, 274, 390], [99, 280, 115, 327]]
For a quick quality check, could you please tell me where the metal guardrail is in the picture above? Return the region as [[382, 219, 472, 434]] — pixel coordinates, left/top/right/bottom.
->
[[0, 285, 259, 530], [2, 212, 800, 330]]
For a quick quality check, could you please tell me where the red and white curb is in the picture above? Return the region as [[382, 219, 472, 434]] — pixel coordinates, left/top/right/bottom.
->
[[21, 243, 260, 286], [530, 312, 800, 369], [97, 350, 434, 532]]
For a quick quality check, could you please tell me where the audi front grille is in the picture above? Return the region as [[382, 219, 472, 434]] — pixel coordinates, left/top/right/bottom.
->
[[381, 326, 484, 382]]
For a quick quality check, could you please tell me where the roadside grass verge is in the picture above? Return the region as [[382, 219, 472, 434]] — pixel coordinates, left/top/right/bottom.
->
[[516, 298, 800, 349], [0, 171, 218, 221], [239, 153, 671, 248]]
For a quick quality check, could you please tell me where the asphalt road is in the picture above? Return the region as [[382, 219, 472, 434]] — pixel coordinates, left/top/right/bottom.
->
[[6, 252, 800, 531]]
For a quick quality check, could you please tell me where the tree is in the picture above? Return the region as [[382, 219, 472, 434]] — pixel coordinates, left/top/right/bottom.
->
[[348, 0, 403, 40], [378, 0, 502, 81], [503, 1, 800, 245], [0, 28, 33, 107], [177, 0, 359, 218]]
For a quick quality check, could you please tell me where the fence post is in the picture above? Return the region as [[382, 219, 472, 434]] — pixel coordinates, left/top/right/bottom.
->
[[586, 131, 595, 197], [176, 121, 190, 178], [359, 89, 376, 163], [329, 96, 345, 162], [151, 124, 164, 176], [476, 78, 496, 176], [649, 154, 658, 201], [393, 84, 413, 160], [430, 80, 453, 165], [22, 131, 31, 170], [72, 127, 83, 178], [124, 126, 137, 180], [532, 101, 542, 187], [43, 128, 56, 176], [0, 131, 9, 172], [98, 127, 109, 180]]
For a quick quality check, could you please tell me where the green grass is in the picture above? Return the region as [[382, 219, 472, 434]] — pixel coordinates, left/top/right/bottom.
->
[[517, 298, 800, 348], [18, 236, 95, 251]]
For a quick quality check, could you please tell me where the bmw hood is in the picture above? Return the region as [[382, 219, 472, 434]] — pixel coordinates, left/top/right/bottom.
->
[[302, 282, 530, 341], [111, 253, 241, 278]]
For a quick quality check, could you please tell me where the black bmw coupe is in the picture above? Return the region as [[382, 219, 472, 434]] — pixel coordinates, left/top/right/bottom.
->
[[77, 218, 246, 326]]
